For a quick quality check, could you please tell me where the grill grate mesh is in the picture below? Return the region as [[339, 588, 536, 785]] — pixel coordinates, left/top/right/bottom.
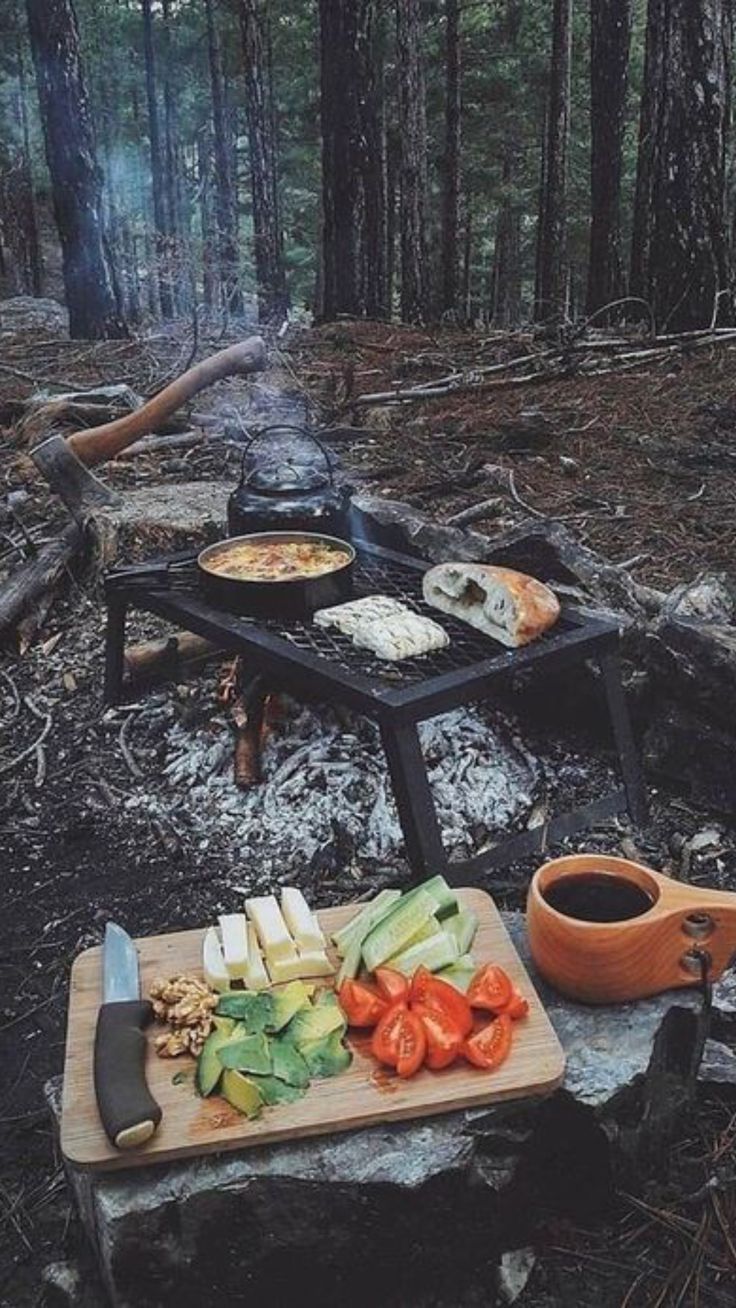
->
[[127, 545, 580, 690]]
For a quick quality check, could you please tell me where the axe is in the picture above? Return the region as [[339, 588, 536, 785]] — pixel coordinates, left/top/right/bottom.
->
[[31, 336, 267, 518]]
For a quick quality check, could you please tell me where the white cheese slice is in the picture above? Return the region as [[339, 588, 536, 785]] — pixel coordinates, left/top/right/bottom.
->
[[244, 923, 270, 991], [294, 949, 335, 977], [202, 926, 230, 993], [218, 913, 250, 979], [246, 895, 297, 963], [280, 887, 325, 952], [267, 949, 335, 985]]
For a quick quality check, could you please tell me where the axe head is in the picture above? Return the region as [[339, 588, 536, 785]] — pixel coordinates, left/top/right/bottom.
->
[[31, 434, 121, 518]]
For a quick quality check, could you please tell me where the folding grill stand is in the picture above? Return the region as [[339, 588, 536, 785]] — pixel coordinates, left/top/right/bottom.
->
[[103, 541, 647, 886]]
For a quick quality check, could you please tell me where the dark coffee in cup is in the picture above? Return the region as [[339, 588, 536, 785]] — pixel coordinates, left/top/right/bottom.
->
[[542, 872, 654, 923]]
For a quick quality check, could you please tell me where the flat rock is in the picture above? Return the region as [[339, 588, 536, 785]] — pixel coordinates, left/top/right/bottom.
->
[[48, 912, 720, 1308], [91, 481, 229, 566]]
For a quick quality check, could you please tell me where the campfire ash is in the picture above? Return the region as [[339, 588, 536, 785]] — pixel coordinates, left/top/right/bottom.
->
[[130, 694, 542, 876]]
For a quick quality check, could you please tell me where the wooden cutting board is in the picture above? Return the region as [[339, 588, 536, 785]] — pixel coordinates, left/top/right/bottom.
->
[[61, 888, 565, 1171]]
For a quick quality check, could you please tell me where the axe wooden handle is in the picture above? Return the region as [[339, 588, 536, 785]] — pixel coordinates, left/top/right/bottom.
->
[[67, 337, 267, 469]]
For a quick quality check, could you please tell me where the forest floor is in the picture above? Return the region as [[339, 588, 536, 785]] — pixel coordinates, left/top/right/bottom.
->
[[1, 308, 736, 1306]]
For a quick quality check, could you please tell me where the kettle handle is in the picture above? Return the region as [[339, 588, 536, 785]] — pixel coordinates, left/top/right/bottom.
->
[[238, 426, 336, 488]]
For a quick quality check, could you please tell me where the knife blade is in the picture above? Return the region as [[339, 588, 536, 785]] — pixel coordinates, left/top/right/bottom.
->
[[93, 923, 162, 1150]]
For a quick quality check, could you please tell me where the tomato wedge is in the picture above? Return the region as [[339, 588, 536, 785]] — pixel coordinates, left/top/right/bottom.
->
[[413, 1002, 463, 1070], [338, 979, 388, 1028], [395, 1009, 427, 1078], [371, 1002, 408, 1065], [409, 966, 473, 1036], [503, 989, 529, 1021], [374, 967, 409, 1005], [463, 1013, 513, 1070], [467, 964, 513, 1014], [371, 1003, 426, 1077]]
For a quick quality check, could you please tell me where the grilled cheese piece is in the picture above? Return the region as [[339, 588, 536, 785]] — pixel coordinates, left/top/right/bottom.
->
[[352, 610, 449, 661], [314, 594, 407, 637]]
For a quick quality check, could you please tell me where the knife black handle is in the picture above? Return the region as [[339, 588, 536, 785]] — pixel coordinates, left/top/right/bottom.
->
[[93, 1000, 162, 1150]]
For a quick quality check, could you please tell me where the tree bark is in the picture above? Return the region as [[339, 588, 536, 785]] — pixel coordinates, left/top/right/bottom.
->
[[587, 0, 632, 318], [318, 0, 361, 318], [630, 0, 666, 308], [357, 1, 387, 319], [491, 148, 522, 327], [197, 129, 217, 310], [632, 0, 731, 331], [206, 0, 243, 315], [396, 0, 429, 324], [15, 15, 43, 296], [239, 0, 287, 322], [440, 0, 461, 317], [25, 0, 125, 338], [141, 0, 173, 318], [534, 0, 572, 325]]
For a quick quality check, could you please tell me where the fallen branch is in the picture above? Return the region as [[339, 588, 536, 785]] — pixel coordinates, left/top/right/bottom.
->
[[124, 631, 221, 681], [114, 430, 205, 460], [0, 523, 83, 642], [447, 497, 504, 527], [0, 697, 52, 779]]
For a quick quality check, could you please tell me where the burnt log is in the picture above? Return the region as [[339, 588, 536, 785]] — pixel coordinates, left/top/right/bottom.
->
[[0, 522, 83, 645]]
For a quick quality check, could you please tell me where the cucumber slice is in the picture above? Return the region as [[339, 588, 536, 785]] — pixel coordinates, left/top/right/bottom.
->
[[437, 955, 476, 993], [332, 889, 402, 956], [361, 888, 437, 973], [397, 875, 458, 921], [445, 908, 478, 955], [337, 936, 362, 986], [386, 929, 459, 977]]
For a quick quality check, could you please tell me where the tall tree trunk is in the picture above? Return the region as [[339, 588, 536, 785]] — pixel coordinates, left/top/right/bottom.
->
[[534, 0, 572, 325], [25, 0, 125, 338], [240, 0, 287, 322], [440, 0, 461, 317], [141, 0, 173, 318], [15, 17, 43, 296], [318, 0, 362, 318], [630, 0, 666, 307], [491, 148, 522, 326], [197, 129, 217, 309], [587, 0, 633, 318], [385, 129, 399, 316], [357, 1, 387, 319], [206, 0, 243, 315], [632, 0, 730, 330], [396, 0, 429, 323], [461, 197, 472, 321]]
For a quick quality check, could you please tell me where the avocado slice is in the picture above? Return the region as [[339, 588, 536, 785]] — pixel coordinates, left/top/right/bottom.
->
[[197, 1025, 237, 1097], [271, 1036, 311, 1088], [266, 980, 312, 1033], [249, 1075, 307, 1106], [217, 1032, 272, 1075], [216, 991, 274, 1031], [288, 998, 345, 1048], [299, 1029, 353, 1079], [221, 1069, 264, 1118]]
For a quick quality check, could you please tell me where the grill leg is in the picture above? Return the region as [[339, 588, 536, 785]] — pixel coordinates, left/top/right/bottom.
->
[[597, 649, 648, 827], [379, 720, 448, 882], [104, 596, 128, 705]]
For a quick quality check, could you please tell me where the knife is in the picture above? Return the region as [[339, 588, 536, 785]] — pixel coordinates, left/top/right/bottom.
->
[[93, 922, 162, 1150]]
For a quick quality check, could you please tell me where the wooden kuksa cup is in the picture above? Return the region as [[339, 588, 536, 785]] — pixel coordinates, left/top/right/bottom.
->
[[527, 853, 736, 1003]]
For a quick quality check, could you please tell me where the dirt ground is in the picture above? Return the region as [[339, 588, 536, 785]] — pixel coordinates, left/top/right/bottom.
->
[[1, 314, 736, 1306]]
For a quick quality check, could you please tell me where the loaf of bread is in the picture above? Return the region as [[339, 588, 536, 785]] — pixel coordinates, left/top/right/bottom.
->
[[422, 562, 560, 647]]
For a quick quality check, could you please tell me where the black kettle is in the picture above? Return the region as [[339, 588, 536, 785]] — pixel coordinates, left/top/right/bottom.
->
[[227, 426, 353, 541]]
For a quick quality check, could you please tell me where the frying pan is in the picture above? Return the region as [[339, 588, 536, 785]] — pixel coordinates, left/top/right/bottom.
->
[[197, 531, 355, 619]]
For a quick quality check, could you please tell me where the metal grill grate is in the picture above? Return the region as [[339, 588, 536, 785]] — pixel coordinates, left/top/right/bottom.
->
[[112, 543, 580, 691], [250, 549, 576, 687]]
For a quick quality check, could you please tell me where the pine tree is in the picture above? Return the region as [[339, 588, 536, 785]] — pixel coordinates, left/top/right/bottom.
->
[[25, 0, 126, 338]]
